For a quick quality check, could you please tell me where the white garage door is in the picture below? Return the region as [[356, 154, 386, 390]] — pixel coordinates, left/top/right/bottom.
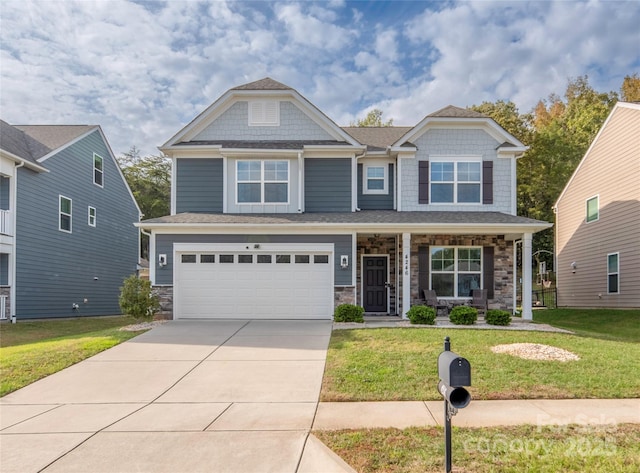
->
[[174, 245, 334, 319]]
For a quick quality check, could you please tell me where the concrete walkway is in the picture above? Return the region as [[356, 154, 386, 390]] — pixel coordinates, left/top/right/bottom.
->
[[0, 320, 354, 473], [1, 319, 638, 473]]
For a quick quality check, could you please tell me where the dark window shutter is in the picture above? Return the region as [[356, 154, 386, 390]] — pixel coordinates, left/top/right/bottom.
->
[[482, 161, 493, 204], [419, 161, 429, 204], [483, 246, 494, 299], [418, 246, 429, 296]]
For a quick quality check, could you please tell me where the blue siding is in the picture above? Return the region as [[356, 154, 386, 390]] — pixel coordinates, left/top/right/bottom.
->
[[304, 158, 351, 212], [154, 233, 353, 286], [0, 177, 9, 210], [175, 158, 223, 213], [357, 163, 394, 210], [15, 130, 140, 319]]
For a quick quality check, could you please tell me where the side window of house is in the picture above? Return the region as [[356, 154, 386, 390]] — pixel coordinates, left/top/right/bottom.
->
[[431, 247, 481, 297], [586, 196, 599, 223], [88, 206, 96, 227], [237, 160, 289, 204], [431, 160, 481, 204], [607, 253, 619, 294], [93, 154, 104, 187], [59, 195, 72, 233], [364, 165, 387, 194]]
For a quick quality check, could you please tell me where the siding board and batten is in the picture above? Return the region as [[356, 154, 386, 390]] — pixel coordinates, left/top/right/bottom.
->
[[175, 158, 223, 213], [304, 158, 352, 212]]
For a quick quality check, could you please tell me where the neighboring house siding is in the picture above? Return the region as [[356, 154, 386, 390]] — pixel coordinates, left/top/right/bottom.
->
[[175, 158, 223, 213], [357, 163, 394, 210], [154, 233, 353, 286], [305, 158, 352, 212], [556, 106, 640, 308], [225, 157, 300, 214], [193, 101, 334, 141], [15, 131, 139, 318], [400, 129, 513, 213]]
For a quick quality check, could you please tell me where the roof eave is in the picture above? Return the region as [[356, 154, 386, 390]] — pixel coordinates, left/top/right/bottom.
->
[[0, 150, 49, 173]]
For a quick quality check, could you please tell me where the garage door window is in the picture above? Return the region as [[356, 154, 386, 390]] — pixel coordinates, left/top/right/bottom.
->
[[276, 255, 291, 263], [314, 255, 329, 263], [201, 254, 215, 263], [258, 255, 272, 263], [220, 255, 234, 263], [181, 254, 196, 263], [295, 255, 310, 263], [239, 255, 253, 263]]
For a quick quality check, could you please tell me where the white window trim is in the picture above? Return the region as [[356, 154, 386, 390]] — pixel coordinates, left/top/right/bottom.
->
[[59, 195, 72, 233], [429, 246, 483, 299], [363, 163, 389, 195], [88, 206, 96, 227], [586, 195, 599, 223], [607, 252, 619, 294], [93, 153, 104, 188], [248, 100, 280, 126], [429, 155, 482, 205], [236, 159, 290, 205]]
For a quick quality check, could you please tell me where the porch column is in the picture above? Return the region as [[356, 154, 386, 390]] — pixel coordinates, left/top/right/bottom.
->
[[402, 232, 411, 319], [522, 233, 533, 320]]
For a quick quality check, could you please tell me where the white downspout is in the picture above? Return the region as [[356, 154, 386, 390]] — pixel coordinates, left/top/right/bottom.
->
[[522, 233, 533, 320], [10, 161, 24, 322], [297, 152, 303, 212]]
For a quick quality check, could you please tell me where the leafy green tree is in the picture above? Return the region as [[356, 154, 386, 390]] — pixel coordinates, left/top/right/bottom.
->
[[621, 73, 640, 102], [352, 108, 394, 127], [470, 100, 532, 144]]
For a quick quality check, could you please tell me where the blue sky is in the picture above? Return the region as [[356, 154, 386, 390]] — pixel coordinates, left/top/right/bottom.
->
[[1, 0, 639, 157]]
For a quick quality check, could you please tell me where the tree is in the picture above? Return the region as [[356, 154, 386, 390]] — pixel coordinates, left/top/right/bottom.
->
[[621, 73, 640, 102], [117, 147, 171, 258], [351, 108, 394, 127], [470, 100, 532, 144], [119, 274, 160, 321]]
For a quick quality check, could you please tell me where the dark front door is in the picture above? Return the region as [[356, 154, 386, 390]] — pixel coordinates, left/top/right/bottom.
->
[[363, 256, 387, 312]]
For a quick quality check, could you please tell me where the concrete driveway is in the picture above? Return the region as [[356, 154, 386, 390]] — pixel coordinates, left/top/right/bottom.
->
[[0, 319, 353, 473]]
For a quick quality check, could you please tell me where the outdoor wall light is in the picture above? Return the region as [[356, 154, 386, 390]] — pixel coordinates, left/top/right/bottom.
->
[[159, 254, 167, 267], [570, 261, 577, 273], [340, 255, 349, 269]]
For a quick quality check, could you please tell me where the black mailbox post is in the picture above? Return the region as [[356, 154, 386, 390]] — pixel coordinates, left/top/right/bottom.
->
[[437, 337, 471, 473]]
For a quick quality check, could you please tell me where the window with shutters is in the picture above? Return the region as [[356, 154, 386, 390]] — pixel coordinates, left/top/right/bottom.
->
[[430, 247, 482, 297], [430, 158, 481, 204], [248, 100, 280, 126]]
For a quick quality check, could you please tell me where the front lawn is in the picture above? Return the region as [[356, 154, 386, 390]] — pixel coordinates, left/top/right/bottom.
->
[[316, 424, 640, 473], [0, 316, 146, 396], [533, 308, 640, 342], [321, 328, 640, 401]]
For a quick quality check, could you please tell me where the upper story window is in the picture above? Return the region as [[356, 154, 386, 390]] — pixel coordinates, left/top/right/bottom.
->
[[237, 160, 289, 204], [586, 195, 599, 223], [88, 206, 96, 227], [607, 253, 619, 294], [59, 195, 72, 233], [363, 164, 388, 194], [431, 247, 481, 297], [431, 159, 481, 204], [248, 100, 279, 126], [93, 154, 104, 187]]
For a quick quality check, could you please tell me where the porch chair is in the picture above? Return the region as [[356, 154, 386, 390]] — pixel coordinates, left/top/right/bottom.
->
[[470, 289, 488, 316], [423, 290, 448, 316]]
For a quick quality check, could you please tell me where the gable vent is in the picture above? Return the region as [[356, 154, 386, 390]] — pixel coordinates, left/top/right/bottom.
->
[[249, 100, 280, 126]]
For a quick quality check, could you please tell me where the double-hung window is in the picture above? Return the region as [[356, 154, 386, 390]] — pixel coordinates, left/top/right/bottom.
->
[[59, 195, 72, 233], [586, 196, 599, 223], [607, 253, 619, 294], [237, 160, 289, 204], [363, 165, 388, 194], [88, 206, 96, 227], [93, 154, 104, 187], [431, 247, 482, 297], [431, 159, 481, 203]]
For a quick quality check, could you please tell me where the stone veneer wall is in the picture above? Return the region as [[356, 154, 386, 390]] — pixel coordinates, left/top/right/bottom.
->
[[405, 235, 514, 312], [334, 286, 356, 309], [152, 286, 174, 319], [356, 236, 398, 314]]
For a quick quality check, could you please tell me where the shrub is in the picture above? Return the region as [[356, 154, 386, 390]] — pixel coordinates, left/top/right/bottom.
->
[[486, 309, 512, 326], [406, 305, 436, 325], [119, 275, 160, 321], [334, 304, 365, 323], [449, 306, 477, 325]]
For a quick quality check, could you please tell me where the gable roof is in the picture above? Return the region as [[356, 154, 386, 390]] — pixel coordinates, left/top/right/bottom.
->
[[0, 120, 48, 172], [427, 105, 487, 119], [342, 126, 413, 151], [231, 77, 292, 91], [554, 101, 640, 208], [13, 125, 95, 159]]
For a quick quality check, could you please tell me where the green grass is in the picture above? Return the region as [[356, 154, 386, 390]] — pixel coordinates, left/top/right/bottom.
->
[[0, 316, 145, 396], [533, 309, 640, 342], [316, 424, 640, 473], [321, 328, 640, 401]]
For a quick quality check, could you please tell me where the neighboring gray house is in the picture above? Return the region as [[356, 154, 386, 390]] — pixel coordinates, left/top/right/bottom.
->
[[140, 78, 550, 321], [554, 102, 640, 308], [0, 120, 141, 319]]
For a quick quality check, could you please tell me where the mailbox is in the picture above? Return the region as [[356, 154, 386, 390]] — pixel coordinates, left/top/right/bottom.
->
[[438, 351, 471, 387]]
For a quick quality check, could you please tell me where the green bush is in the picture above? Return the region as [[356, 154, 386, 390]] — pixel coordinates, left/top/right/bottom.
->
[[486, 309, 512, 326], [119, 275, 160, 321], [449, 306, 478, 325], [406, 305, 436, 325], [334, 304, 365, 323]]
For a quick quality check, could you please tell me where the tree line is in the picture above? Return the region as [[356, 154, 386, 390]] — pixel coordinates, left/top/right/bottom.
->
[[118, 74, 640, 265]]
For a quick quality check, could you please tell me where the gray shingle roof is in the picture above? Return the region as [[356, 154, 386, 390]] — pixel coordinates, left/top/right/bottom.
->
[[141, 210, 549, 228], [175, 140, 351, 149], [427, 105, 487, 119], [341, 127, 413, 150], [232, 77, 292, 91], [13, 125, 94, 158]]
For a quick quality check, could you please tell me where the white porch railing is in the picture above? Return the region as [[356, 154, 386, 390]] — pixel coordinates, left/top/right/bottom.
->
[[0, 210, 12, 236], [0, 295, 7, 320]]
